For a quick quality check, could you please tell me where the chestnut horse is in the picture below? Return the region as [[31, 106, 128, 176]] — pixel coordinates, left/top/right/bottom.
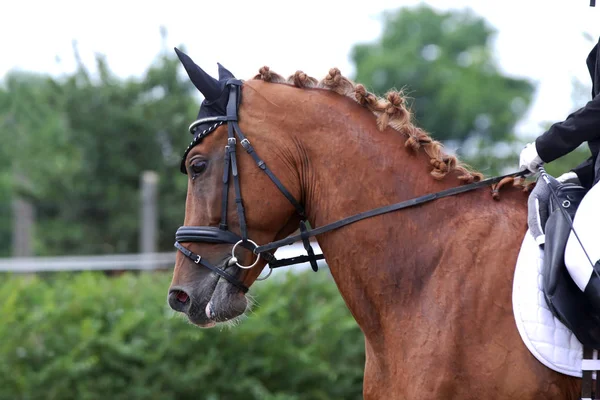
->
[[167, 50, 580, 399]]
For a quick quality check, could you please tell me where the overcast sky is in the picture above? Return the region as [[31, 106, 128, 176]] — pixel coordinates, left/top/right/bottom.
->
[[2, 0, 598, 139]]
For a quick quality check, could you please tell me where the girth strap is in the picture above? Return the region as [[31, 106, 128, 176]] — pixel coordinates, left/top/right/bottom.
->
[[581, 346, 600, 400]]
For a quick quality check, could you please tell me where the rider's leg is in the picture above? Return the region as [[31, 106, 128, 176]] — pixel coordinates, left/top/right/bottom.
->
[[564, 182, 600, 309]]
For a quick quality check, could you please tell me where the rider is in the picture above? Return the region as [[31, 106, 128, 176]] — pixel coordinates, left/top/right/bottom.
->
[[519, 25, 600, 308]]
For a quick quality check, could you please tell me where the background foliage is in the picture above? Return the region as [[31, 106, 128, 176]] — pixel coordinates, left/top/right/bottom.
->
[[351, 5, 593, 176], [1, 5, 593, 257], [0, 50, 196, 256], [0, 270, 364, 400], [352, 6, 535, 147]]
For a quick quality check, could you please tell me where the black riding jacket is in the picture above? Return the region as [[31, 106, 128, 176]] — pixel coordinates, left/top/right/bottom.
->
[[535, 37, 600, 188]]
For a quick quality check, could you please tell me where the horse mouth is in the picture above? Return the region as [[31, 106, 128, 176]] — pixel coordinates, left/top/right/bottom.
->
[[168, 257, 248, 327]]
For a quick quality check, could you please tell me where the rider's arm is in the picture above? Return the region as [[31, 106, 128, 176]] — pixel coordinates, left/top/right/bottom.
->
[[535, 93, 600, 163]]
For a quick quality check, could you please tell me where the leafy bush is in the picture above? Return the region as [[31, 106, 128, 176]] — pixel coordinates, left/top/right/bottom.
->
[[0, 51, 196, 256], [0, 270, 364, 400]]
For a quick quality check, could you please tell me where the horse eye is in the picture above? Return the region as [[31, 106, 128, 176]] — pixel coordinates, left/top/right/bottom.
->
[[190, 160, 208, 176]]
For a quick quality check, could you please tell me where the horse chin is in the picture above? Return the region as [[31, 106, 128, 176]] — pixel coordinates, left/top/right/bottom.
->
[[186, 277, 248, 328], [207, 278, 248, 322]]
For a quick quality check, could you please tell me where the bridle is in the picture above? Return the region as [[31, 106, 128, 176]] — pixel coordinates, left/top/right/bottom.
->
[[174, 79, 528, 293], [174, 79, 308, 293]]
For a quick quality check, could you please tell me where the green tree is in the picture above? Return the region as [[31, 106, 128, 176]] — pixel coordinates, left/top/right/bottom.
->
[[0, 48, 199, 256], [351, 5, 535, 173], [0, 83, 14, 256]]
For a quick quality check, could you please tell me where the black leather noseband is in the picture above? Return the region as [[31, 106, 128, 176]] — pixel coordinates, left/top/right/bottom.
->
[[175, 79, 528, 293], [176, 226, 244, 245]]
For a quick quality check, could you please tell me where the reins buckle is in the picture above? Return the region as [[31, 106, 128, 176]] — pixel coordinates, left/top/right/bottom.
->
[[228, 138, 236, 145]]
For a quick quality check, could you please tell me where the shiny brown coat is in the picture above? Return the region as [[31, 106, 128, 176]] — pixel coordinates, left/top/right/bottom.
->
[[169, 76, 580, 399]]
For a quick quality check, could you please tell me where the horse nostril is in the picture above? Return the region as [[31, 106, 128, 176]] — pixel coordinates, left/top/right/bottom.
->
[[168, 289, 191, 313]]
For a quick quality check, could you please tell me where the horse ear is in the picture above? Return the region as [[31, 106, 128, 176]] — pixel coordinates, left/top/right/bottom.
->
[[174, 47, 222, 101], [217, 63, 235, 80]]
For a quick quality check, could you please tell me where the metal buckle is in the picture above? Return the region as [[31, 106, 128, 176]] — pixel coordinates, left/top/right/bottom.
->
[[195, 255, 202, 264], [231, 239, 261, 269], [240, 138, 250, 150]]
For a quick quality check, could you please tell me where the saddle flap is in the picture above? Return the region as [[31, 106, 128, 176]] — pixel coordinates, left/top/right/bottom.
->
[[548, 183, 588, 216], [542, 183, 600, 347], [544, 184, 587, 293]]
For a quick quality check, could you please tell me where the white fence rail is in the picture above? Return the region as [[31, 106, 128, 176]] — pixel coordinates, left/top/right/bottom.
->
[[0, 243, 327, 273], [0, 252, 176, 273]]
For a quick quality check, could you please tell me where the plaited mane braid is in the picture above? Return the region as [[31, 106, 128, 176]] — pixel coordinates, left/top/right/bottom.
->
[[252, 66, 287, 84], [252, 66, 496, 185], [318, 68, 355, 97], [287, 71, 318, 88]]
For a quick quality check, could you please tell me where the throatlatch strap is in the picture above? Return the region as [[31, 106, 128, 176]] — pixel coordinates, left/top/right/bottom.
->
[[234, 123, 306, 218]]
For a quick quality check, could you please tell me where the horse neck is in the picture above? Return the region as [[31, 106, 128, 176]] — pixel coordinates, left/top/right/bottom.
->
[[281, 88, 527, 342], [293, 90, 464, 234]]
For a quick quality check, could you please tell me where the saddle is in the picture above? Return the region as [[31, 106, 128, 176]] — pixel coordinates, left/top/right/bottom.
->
[[541, 179, 600, 347]]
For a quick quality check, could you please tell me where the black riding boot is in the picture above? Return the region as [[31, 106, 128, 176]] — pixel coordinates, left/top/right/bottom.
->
[[584, 261, 600, 312]]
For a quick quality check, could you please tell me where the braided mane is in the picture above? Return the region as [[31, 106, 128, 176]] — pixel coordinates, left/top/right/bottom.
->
[[251, 66, 484, 184]]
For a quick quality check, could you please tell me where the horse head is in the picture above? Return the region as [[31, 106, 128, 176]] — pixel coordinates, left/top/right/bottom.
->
[[167, 49, 304, 327]]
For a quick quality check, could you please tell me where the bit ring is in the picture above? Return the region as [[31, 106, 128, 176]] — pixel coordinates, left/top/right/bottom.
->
[[231, 240, 261, 269]]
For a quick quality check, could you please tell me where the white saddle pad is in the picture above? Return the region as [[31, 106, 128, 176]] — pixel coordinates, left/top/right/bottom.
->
[[512, 230, 583, 377]]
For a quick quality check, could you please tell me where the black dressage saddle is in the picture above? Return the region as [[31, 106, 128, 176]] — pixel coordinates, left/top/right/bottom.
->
[[541, 179, 600, 347]]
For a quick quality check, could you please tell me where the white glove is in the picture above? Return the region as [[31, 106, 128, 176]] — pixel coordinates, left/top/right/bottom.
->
[[519, 142, 543, 173], [556, 171, 580, 185]]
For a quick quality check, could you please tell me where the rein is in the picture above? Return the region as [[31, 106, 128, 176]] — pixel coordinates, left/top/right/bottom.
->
[[256, 169, 528, 266], [175, 79, 528, 291]]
